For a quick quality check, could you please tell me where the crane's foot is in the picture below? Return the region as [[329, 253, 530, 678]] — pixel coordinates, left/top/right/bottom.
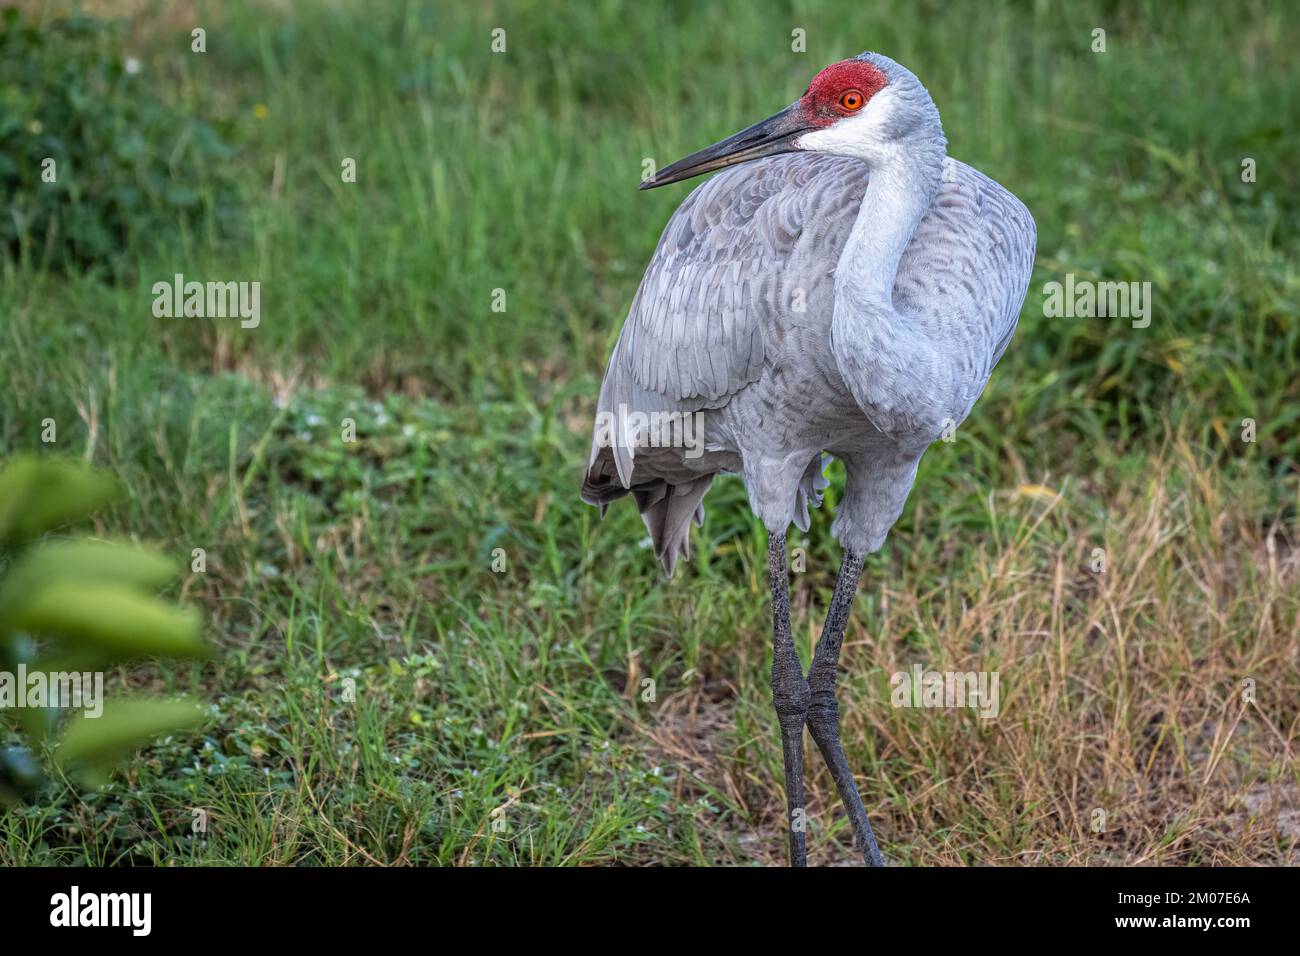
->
[[806, 550, 886, 866], [768, 530, 810, 867], [807, 703, 885, 865]]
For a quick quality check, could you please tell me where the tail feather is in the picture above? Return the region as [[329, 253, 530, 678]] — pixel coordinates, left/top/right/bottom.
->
[[634, 476, 713, 576], [581, 447, 712, 576], [580, 446, 629, 511], [793, 454, 831, 532]]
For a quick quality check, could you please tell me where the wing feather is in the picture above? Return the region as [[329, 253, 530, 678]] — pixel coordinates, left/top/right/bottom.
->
[[616, 154, 869, 406], [588, 152, 1035, 489]]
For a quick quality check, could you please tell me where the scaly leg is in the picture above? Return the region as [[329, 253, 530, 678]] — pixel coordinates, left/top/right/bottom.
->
[[805, 549, 886, 866], [768, 530, 810, 866]]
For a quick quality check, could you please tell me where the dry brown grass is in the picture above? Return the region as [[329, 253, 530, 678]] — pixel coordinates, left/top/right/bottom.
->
[[642, 441, 1298, 865]]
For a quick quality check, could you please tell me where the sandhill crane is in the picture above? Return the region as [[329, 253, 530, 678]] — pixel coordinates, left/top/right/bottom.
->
[[581, 52, 1035, 866]]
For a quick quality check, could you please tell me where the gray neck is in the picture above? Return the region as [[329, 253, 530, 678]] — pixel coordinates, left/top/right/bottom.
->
[[830, 138, 950, 441], [837, 147, 942, 305]]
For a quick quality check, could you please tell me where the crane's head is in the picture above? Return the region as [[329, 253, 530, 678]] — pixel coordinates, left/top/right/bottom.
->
[[641, 52, 943, 190]]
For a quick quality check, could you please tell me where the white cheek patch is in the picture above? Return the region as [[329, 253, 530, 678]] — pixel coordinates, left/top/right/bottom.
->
[[798, 111, 875, 153], [795, 89, 899, 158]]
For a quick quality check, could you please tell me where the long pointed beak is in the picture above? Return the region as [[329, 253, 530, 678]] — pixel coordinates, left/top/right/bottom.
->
[[640, 102, 812, 190]]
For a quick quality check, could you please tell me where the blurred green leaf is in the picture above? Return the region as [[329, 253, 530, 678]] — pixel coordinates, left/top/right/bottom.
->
[[0, 456, 211, 802], [55, 697, 208, 772], [0, 456, 119, 548], [0, 539, 178, 622], [8, 584, 205, 660]]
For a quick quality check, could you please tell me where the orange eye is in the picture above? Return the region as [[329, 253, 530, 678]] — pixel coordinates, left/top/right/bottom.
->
[[840, 89, 864, 111]]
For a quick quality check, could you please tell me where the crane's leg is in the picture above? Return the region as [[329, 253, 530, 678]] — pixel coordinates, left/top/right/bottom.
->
[[805, 549, 886, 866], [768, 529, 810, 867]]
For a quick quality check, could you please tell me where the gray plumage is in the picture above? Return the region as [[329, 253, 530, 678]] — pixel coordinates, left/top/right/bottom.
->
[[581, 50, 1036, 868], [583, 54, 1035, 576]]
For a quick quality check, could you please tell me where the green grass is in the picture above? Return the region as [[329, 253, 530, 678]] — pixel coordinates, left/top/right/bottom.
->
[[1, 0, 1298, 865]]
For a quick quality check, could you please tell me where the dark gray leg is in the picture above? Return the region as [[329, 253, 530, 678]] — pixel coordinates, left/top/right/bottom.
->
[[767, 530, 810, 867], [805, 550, 886, 866]]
